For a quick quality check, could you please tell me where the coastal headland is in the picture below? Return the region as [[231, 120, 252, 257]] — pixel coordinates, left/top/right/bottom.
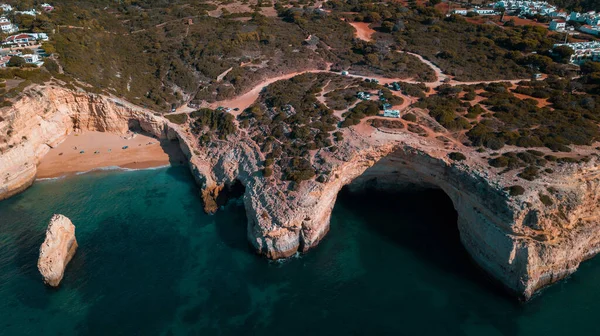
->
[[0, 71, 599, 301]]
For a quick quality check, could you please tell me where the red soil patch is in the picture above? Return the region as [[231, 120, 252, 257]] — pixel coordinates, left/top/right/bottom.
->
[[500, 15, 548, 27], [511, 92, 552, 108], [348, 21, 376, 42]]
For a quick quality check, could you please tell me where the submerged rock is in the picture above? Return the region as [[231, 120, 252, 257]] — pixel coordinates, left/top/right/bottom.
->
[[37, 214, 78, 287]]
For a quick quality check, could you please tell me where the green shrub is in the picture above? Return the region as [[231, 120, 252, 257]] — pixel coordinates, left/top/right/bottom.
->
[[489, 156, 509, 168], [518, 166, 539, 181], [164, 113, 188, 125], [505, 185, 525, 196], [448, 152, 466, 161], [539, 193, 553, 206], [402, 113, 417, 122]]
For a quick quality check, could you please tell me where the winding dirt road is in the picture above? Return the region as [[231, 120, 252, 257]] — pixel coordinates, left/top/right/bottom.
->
[[174, 50, 530, 114]]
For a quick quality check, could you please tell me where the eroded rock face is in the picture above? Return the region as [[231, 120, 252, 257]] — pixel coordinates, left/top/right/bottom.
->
[[38, 214, 78, 287], [0, 85, 177, 200]]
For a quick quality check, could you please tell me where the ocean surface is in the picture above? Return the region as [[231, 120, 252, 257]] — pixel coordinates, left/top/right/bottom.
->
[[2, 166, 600, 335]]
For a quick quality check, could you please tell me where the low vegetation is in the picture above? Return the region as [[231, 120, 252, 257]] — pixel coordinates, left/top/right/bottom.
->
[[239, 73, 339, 182]]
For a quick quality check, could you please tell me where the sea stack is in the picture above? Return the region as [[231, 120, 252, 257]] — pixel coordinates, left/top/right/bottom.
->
[[38, 214, 78, 287]]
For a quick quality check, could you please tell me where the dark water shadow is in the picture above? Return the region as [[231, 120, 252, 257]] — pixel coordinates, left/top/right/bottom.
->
[[338, 187, 510, 295], [335, 186, 522, 334], [164, 165, 198, 185], [214, 198, 254, 254]]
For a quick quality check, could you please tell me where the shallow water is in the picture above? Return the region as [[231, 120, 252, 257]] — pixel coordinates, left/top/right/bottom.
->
[[1, 166, 600, 335]]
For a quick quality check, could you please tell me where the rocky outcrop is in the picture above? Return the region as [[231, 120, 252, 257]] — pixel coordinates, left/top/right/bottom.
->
[[38, 214, 78, 287]]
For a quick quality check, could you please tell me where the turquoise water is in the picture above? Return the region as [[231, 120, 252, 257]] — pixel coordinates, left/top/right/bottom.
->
[[2, 166, 600, 335]]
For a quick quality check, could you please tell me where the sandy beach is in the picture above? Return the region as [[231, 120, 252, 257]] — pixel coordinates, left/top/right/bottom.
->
[[36, 131, 184, 179]]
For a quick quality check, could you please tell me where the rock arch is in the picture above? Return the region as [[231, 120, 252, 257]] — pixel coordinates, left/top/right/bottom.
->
[[237, 144, 600, 300]]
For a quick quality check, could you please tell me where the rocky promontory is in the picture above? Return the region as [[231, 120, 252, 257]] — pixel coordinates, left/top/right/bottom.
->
[[38, 214, 78, 287]]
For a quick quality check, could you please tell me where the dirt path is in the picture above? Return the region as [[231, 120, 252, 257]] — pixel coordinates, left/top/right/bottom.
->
[[207, 69, 332, 114], [173, 51, 533, 115]]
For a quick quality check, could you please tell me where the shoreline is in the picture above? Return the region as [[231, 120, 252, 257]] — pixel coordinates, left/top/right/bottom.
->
[[36, 131, 184, 179], [35, 163, 173, 181]]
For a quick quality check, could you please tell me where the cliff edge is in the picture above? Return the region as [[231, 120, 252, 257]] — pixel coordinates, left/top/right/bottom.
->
[[2, 84, 600, 300], [38, 214, 78, 287]]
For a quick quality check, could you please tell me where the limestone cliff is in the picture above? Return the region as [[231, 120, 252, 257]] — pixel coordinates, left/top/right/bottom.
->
[[38, 214, 78, 287], [2, 84, 600, 300], [0, 85, 179, 200]]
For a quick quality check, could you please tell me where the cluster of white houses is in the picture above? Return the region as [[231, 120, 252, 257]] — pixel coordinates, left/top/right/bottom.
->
[[0, 51, 42, 67], [493, 1, 599, 36], [0, 2, 53, 17], [0, 2, 55, 36], [0, 32, 50, 67], [548, 12, 600, 35], [495, 1, 560, 16], [554, 41, 600, 64], [451, 7, 499, 16], [450, 1, 564, 17], [568, 11, 600, 36]]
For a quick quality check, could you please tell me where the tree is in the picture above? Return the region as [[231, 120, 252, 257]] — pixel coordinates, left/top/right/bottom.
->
[[581, 61, 600, 75], [381, 21, 395, 33], [7, 56, 25, 67], [367, 12, 381, 23], [41, 42, 55, 54], [553, 45, 574, 64]]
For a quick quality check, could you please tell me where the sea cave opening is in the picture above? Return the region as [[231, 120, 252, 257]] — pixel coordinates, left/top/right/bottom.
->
[[333, 155, 510, 298], [127, 118, 186, 166]]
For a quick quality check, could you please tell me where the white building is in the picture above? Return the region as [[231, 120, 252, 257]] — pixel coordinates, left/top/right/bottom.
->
[[3, 33, 49, 47], [451, 8, 469, 15], [579, 25, 600, 36], [0, 55, 10, 67], [474, 8, 498, 15], [28, 33, 49, 41], [549, 19, 566, 31], [549, 10, 568, 18], [22, 53, 39, 63], [40, 3, 54, 12], [0, 4, 12, 12], [0, 16, 17, 33], [383, 109, 400, 118], [569, 11, 599, 27]]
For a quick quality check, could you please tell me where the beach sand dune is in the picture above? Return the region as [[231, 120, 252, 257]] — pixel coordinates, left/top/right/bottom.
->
[[36, 131, 183, 179]]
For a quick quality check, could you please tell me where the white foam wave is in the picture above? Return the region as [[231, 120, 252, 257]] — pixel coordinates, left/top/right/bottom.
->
[[36, 164, 171, 181]]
